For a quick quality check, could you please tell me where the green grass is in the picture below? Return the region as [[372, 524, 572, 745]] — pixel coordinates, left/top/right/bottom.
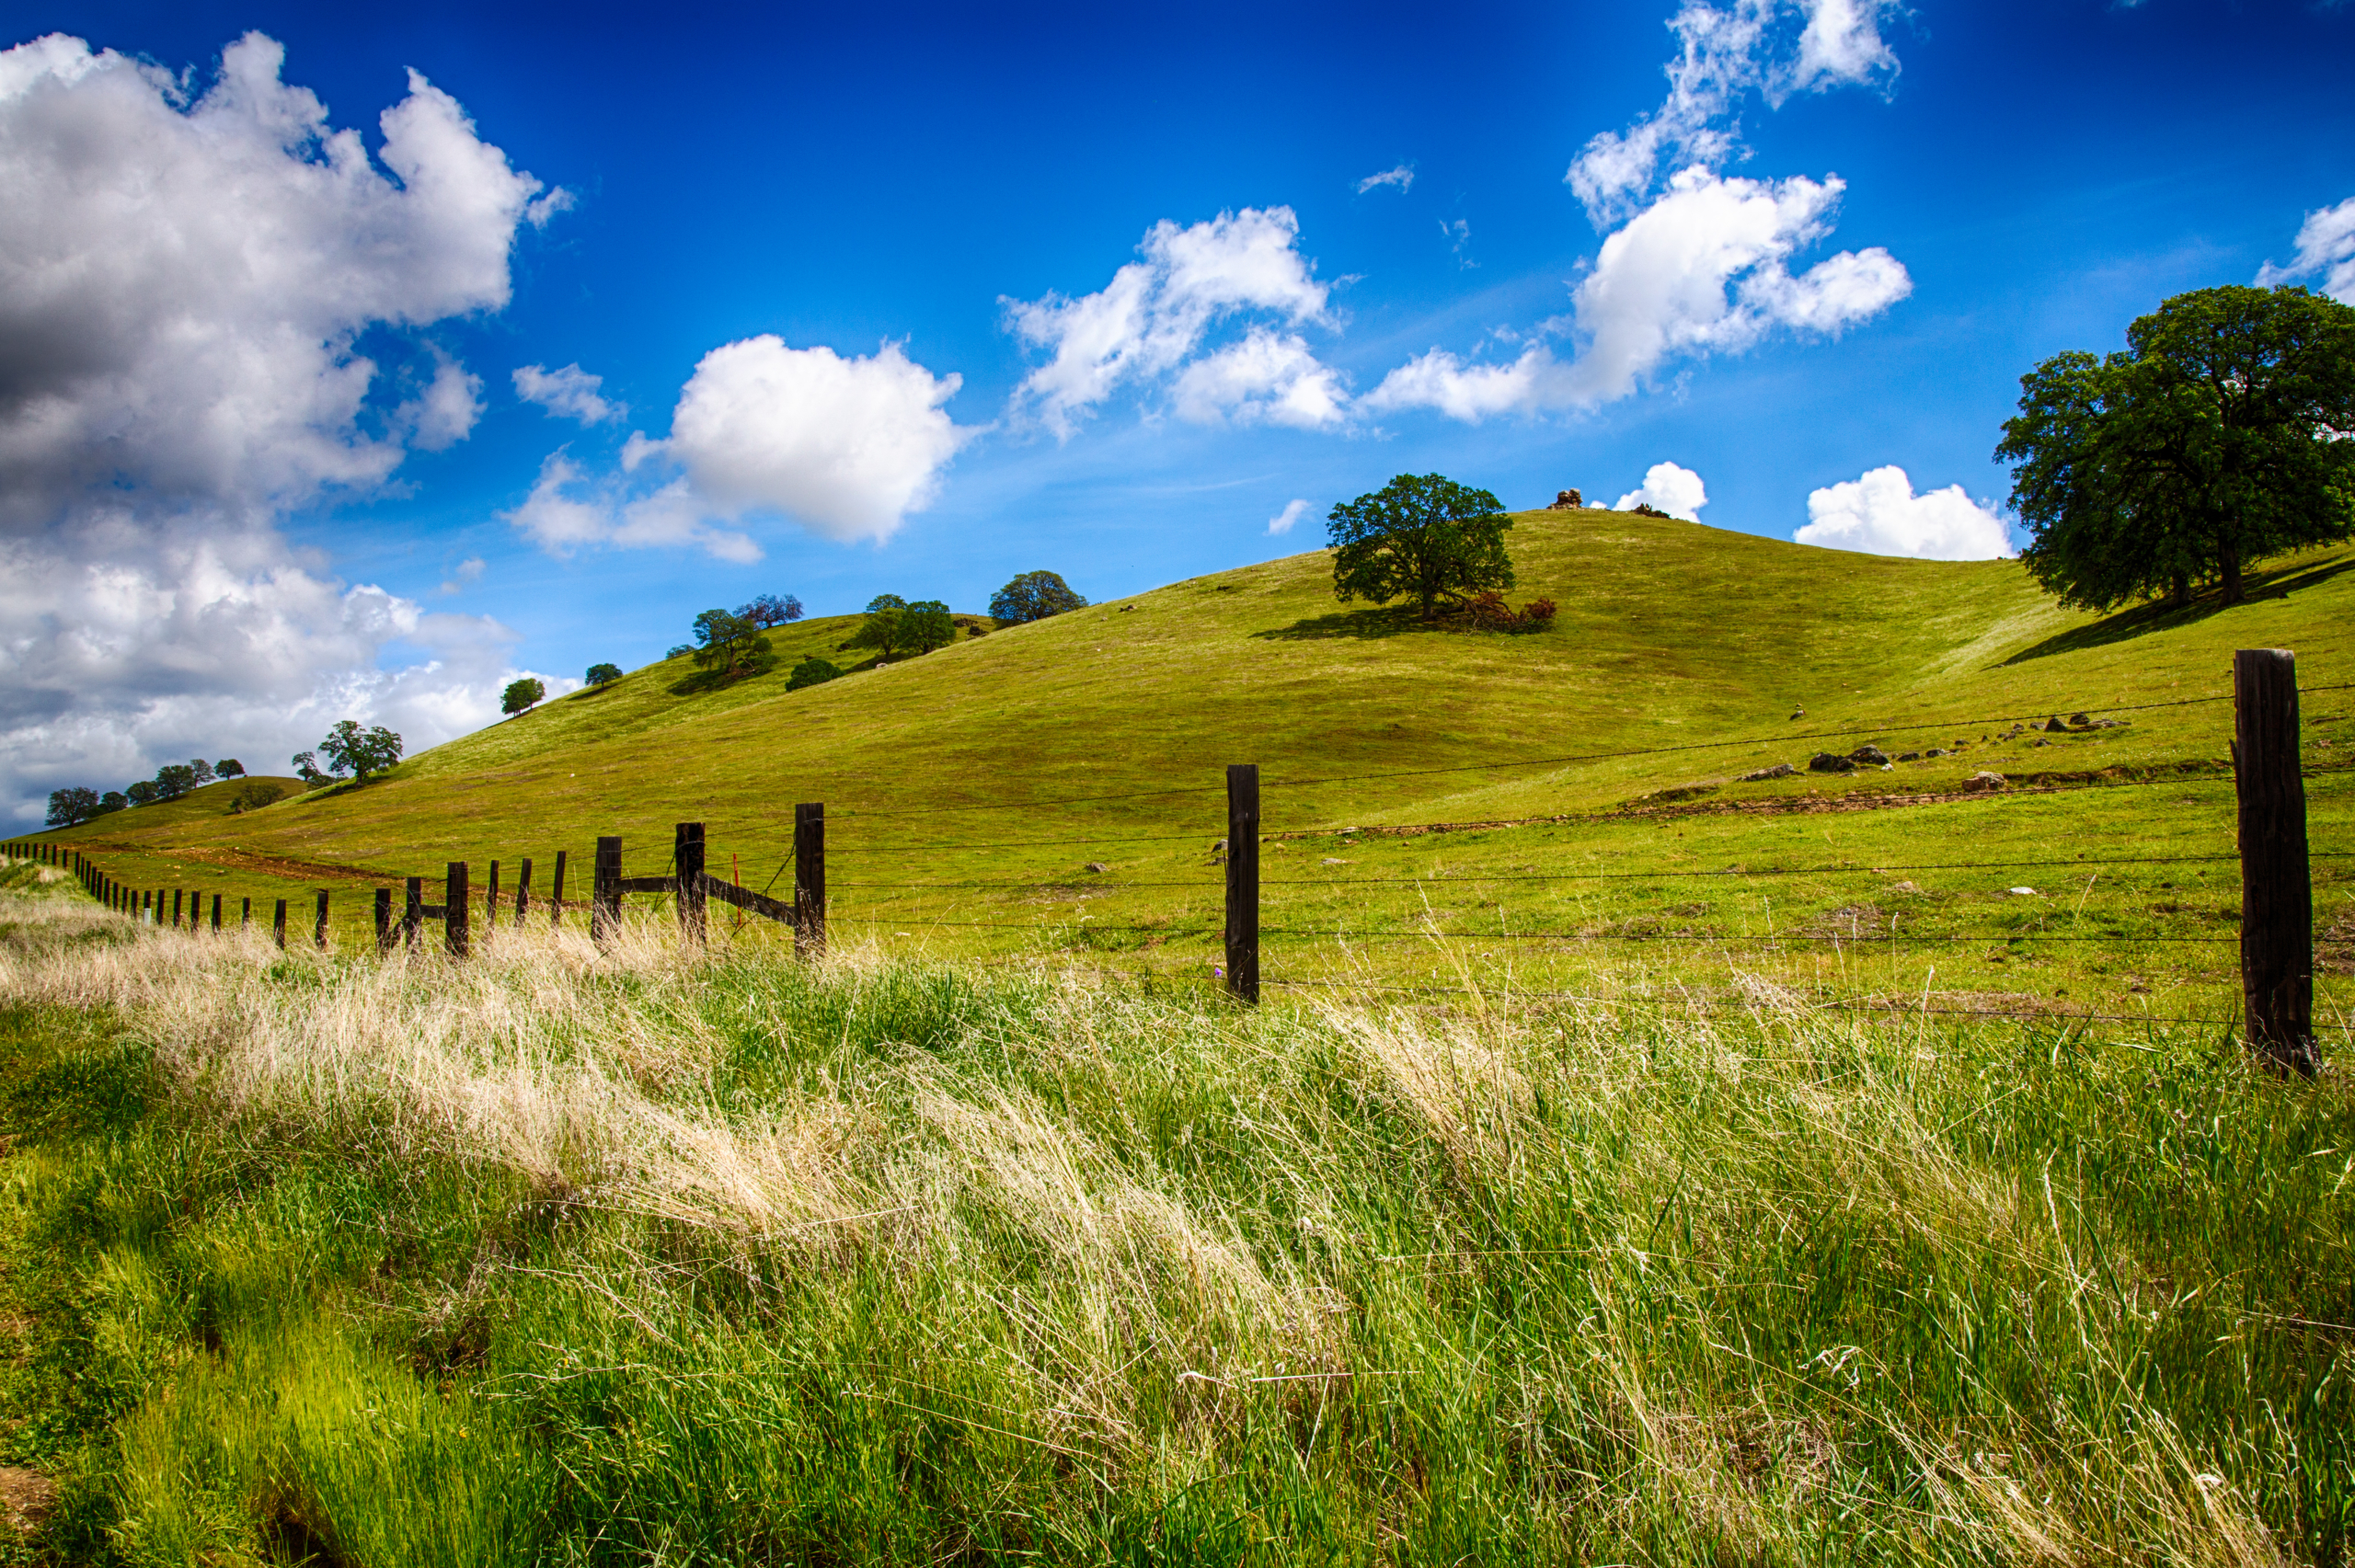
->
[[14, 514, 2352, 1021], [1, 880, 2350, 1563]]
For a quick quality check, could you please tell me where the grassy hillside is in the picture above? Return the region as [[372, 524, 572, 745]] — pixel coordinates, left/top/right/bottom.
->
[[17, 510, 2353, 1017]]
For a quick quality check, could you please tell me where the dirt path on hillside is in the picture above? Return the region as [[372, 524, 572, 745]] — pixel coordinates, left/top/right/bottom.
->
[[66, 838, 409, 887]]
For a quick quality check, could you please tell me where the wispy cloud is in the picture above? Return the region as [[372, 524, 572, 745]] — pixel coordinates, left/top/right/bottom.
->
[[1266, 498, 1313, 535], [1356, 164, 1415, 194]]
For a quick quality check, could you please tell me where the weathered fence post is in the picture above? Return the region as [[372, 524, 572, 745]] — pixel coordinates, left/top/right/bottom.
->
[[2234, 648, 2315, 1076], [515, 857, 533, 923], [1225, 764, 1261, 1004], [212, 894, 223, 932], [675, 822, 706, 945], [240, 897, 250, 929], [445, 864, 470, 957], [793, 805, 825, 957], [314, 890, 330, 950], [486, 861, 500, 931], [592, 838, 622, 943], [404, 877, 422, 948], [550, 851, 568, 928], [375, 888, 394, 952], [272, 898, 288, 949], [172, 889, 183, 929]]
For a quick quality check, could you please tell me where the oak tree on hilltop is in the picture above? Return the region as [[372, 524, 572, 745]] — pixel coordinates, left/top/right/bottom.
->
[[1327, 474, 1515, 621], [990, 570, 1086, 624], [502, 677, 546, 715], [1997, 284, 2355, 610], [46, 786, 98, 827], [317, 720, 404, 782], [691, 609, 774, 681]]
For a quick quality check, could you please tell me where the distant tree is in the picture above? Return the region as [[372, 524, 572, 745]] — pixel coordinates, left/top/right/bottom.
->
[[317, 720, 403, 782], [125, 780, 161, 807], [904, 600, 957, 654], [291, 751, 327, 786], [97, 791, 128, 815], [989, 571, 1087, 624], [736, 592, 804, 628], [787, 656, 844, 691], [214, 759, 245, 779], [665, 645, 694, 659], [1327, 474, 1515, 621], [502, 677, 547, 715], [584, 662, 623, 686], [45, 786, 99, 827], [865, 593, 907, 612], [190, 758, 216, 784], [153, 763, 199, 801], [691, 609, 774, 681], [845, 597, 956, 660], [1997, 284, 2355, 610], [230, 781, 286, 814]]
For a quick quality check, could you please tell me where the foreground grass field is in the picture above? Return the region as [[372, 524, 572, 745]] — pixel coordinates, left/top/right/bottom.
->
[[1, 864, 2350, 1564]]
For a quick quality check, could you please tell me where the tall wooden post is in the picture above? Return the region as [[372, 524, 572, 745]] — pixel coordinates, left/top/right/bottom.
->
[[486, 861, 500, 931], [592, 838, 622, 944], [212, 893, 223, 932], [515, 857, 533, 923], [793, 805, 825, 957], [374, 888, 394, 952], [314, 891, 330, 949], [272, 898, 288, 948], [2234, 649, 2315, 1076], [172, 889, 183, 929], [674, 822, 706, 945], [445, 864, 470, 957], [240, 897, 250, 929], [1224, 764, 1260, 1004], [404, 877, 422, 948], [549, 851, 568, 928]]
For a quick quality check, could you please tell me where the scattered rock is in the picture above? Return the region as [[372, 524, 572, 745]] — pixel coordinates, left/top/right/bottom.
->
[[2067, 712, 2089, 727], [2009, 886, 2039, 897], [1547, 487, 1586, 509], [1962, 771, 2006, 793], [1640, 783, 1723, 804], [1740, 762, 1797, 782], [1321, 857, 1348, 865], [1790, 708, 1805, 719], [2029, 738, 2050, 748], [1848, 745, 1890, 766], [2043, 716, 2069, 733], [1808, 752, 1857, 774], [1629, 502, 1671, 519], [1925, 748, 1950, 758], [1897, 750, 1922, 761], [1084, 863, 1109, 874]]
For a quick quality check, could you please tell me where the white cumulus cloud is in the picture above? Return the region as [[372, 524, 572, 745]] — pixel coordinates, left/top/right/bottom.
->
[[1357, 164, 1415, 194], [1567, 0, 1900, 225], [513, 361, 624, 423], [1266, 498, 1313, 536], [2257, 195, 2355, 304], [0, 31, 560, 819], [1616, 462, 1709, 521], [1171, 329, 1349, 429], [1795, 465, 2013, 559], [1364, 167, 1908, 419], [1005, 207, 1340, 438], [504, 452, 763, 564]]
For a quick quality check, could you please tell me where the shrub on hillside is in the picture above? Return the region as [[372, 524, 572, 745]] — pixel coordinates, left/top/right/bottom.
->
[[229, 781, 288, 814], [990, 570, 1086, 624], [1463, 591, 1557, 632], [585, 663, 623, 687], [787, 657, 844, 691]]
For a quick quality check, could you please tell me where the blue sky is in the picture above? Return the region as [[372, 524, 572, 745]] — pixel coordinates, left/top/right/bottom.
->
[[4, 0, 2352, 818]]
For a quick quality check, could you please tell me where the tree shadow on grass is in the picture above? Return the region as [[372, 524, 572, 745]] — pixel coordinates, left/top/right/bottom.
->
[[668, 662, 775, 696], [1251, 605, 1443, 642], [2000, 553, 2355, 666]]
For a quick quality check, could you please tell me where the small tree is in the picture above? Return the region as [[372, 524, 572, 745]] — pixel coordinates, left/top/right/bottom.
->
[[845, 600, 908, 660], [231, 782, 286, 814], [317, 720, 403, 782], [190, 759, 216, 784], [665, 645, 694, 659], [1327, 474, 1516, 621], [787, 657, 844, 691], [154, 763, 198, 800], [502, 677, 546, 715], [98, 791, 128, 815], [736, 593, 804, 628], [214, 759, 246, 779], [903, 599, 957, 654], [46, 786, 99, 827], [584, 663, 623, 687], [291, 751, 327, 785], [125, 780, 161, 807], [990, 571, 1087, 624], [691, 609, 773, 681]]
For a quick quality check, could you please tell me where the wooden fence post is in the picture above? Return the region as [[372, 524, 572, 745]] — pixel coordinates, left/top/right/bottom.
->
[[314, 891, 330, 950], [212, 894, 223, 932], [793, 805, 825, 957], [515, 857, 533, 923], [375, 888, 393, 952], [404, 877, 422, 948], [487, 861, 500, 931], [550, 851, 568, 929], [445, 864, 470, 957], [1225, 764, 1261, 1004], [675, 822, 706, 945], [172, 889, 183, 929], [2234, 648, 2315, 1076], [592, 838, 623, 943], [240, 897, 250, 929], [272, 899, 288, 949]]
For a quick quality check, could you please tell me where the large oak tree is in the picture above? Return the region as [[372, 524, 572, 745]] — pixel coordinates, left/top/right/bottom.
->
[[1997, 284, 2355, 610], [1327, 474, 1514, 621]]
